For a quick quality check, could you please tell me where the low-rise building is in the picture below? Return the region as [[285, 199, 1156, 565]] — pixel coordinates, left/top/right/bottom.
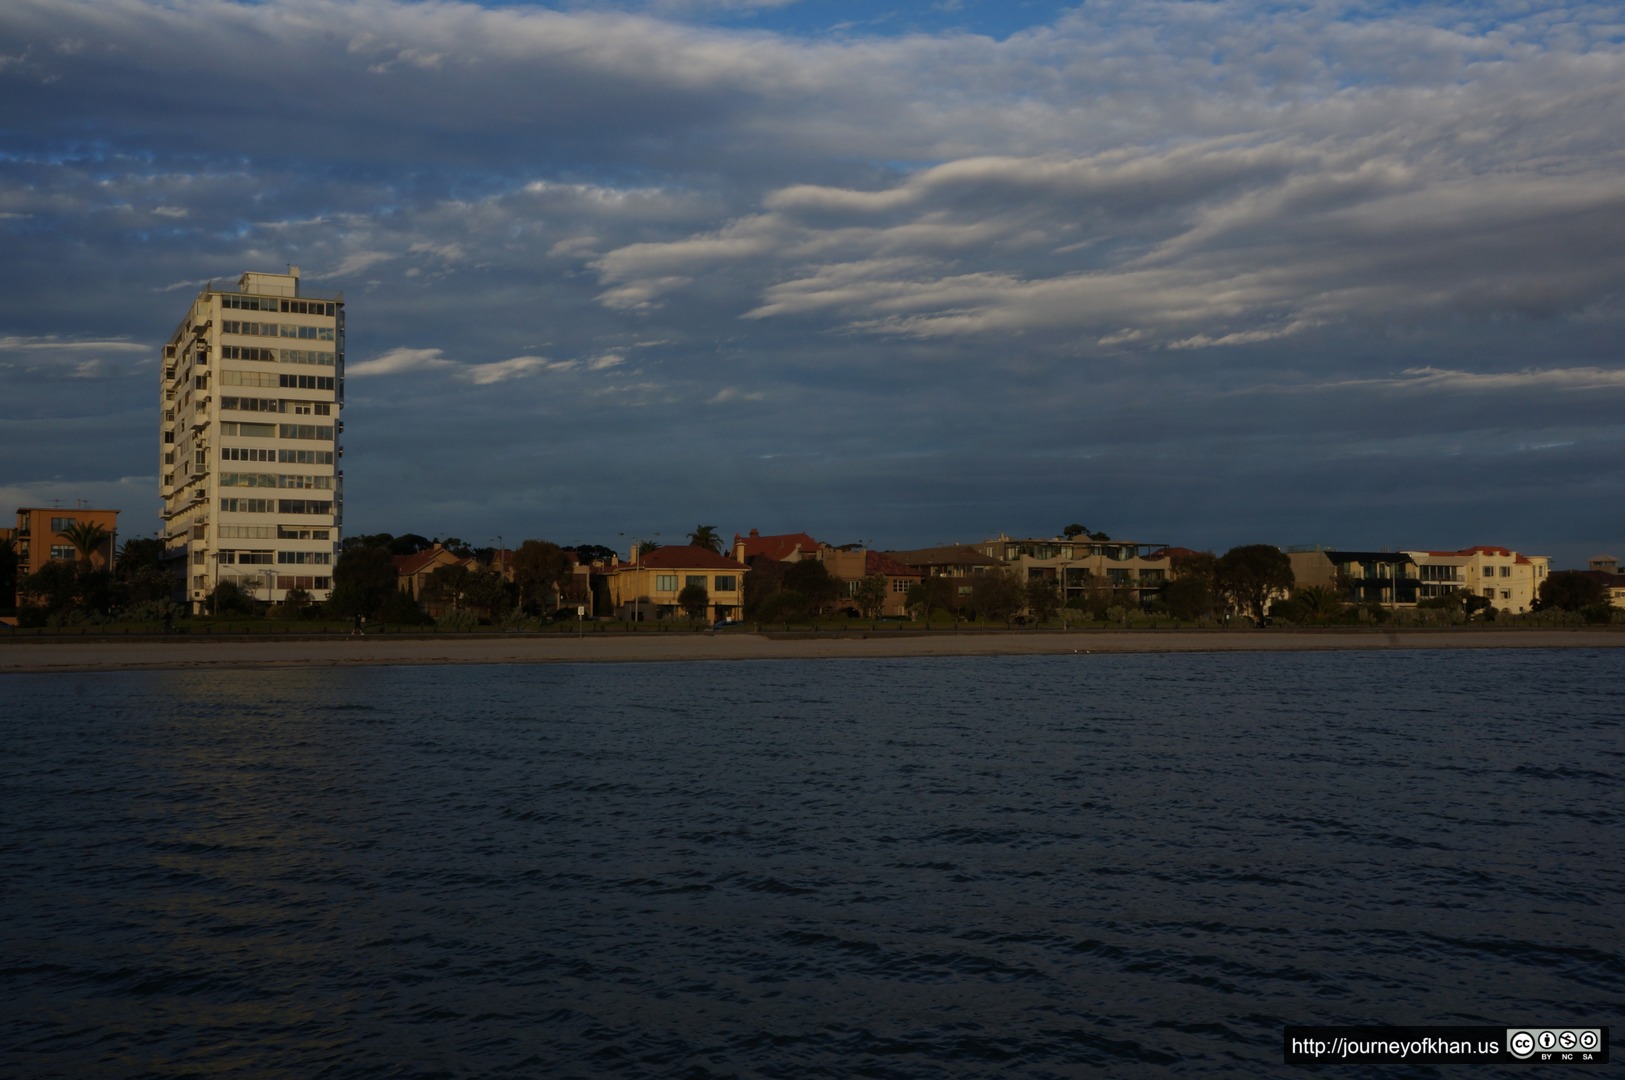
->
[[1289, 549, 1420, 606], [1289, 545, 1550, 613], [885, 544, 1001, 609], [831, 549, 922, 617], [609, 545, 748, 622], [7, 506, 121, 578], [1403, 547, 1549, 614], [974, 535, 1172, 610]]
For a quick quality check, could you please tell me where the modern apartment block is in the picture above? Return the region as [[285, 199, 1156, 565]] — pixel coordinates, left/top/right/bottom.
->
[[160, 268, 343, 612], [974, 534, 1173, 608], [1288, 545, 1550, 613]]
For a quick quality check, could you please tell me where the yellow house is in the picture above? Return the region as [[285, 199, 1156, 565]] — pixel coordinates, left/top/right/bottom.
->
[[609, 545, 748, 622]]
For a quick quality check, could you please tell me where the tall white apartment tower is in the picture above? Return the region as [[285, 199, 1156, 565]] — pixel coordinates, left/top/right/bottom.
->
[[161, 268, 344, 613]]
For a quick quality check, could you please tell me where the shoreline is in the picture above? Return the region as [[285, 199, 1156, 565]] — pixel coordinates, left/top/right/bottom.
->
[[2, 627, 1621, 674]]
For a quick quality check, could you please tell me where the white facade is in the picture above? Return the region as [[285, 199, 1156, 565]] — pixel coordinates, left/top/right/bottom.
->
[[1403, 547, 1550, 614], [161, 268, 344, 612]]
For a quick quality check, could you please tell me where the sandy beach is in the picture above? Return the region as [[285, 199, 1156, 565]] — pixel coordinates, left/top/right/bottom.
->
[[1, 627, 1620, 674]]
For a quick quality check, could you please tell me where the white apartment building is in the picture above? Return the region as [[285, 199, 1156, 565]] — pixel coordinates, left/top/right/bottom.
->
[[161, 268, 343, 612], [1403, 546, 1550, 614]]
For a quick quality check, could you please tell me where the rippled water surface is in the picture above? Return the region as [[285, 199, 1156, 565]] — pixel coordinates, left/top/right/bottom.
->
[[4, 650, 1621, 1078]]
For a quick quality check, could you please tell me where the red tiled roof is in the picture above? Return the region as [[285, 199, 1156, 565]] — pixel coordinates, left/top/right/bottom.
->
[[393, 547, 463, 576], [391, 542, 471, 578], [733, 530, 821, 561], [630, 545, 748, 571], [866, 550, 921, 578]]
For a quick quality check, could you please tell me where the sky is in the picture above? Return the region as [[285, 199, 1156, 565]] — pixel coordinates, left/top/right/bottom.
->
[[2, 0, 1623, 567]]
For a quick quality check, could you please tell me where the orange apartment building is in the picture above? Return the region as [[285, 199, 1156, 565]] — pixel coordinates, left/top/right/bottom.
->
[[6, 506, 121, 576]]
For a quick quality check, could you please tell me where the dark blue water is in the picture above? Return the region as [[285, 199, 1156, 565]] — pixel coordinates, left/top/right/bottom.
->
[[3, 650, 1620, 1078]]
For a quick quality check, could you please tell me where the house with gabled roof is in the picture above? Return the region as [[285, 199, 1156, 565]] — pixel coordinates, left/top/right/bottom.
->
[[609, 544, 748, 622], [850, 549, 922, 617], [392, 543, 474, 602]]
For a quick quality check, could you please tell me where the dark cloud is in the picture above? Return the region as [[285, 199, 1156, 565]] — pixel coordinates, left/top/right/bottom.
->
[[2, 0, 1622, 566]]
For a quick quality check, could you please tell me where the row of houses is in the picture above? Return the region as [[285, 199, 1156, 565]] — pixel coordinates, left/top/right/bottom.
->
[[8, 504, 1623, 620], [388, 528, 1623, 623]]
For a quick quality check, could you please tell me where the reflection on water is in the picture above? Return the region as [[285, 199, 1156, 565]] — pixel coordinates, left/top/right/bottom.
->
[[3, 651, 1622, 1078]]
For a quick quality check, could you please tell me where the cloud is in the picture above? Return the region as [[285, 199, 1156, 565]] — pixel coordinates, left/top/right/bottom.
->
[[461, 355, 576, 385], [347, 347, 577, 384], [3, 0, 1623, 566], [0, 335, 149, 354], [346, 347, 458, 378], [709, 386, 765, 403]]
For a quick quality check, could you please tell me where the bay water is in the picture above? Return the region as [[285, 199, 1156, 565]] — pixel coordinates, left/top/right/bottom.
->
[[3, 649, 1620, 1077]]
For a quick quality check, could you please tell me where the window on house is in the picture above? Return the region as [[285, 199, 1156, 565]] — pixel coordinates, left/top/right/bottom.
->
[[655, 574, 678, 591], [686, 575, 707, 589], [714, 575, 736, 591]]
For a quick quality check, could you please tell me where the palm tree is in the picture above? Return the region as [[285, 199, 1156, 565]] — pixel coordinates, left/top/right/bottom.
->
[[58, 521, 112, 569], [688, 524, 721, 553], [1294, 584, 1346, 624]]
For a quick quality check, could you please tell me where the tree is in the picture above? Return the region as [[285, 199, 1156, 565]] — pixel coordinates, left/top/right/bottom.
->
[[116, 567, 178, 608], [906, 576, 955, 623], [328, 544, 399, 618], [209, 579, 253, 615], [275, 587, 312, 621], [116, 537, 166, 576], [421, 563, 471, 611], [1162, 549, 1218, 621], [1291, 584, 1345, 624], [970, 572, 1026, 624], [388, 534, 434, 556], [1063, 523, 1088, 539], [853, 574, 889, 619], [344, 531, 395, 552], [742, 557, 787, 617], [1025, 578, 1061, 624], [1538, 571, 1609, 612], [782, 558, 839, 615], [1215, 544, 1294, 622], [1162, 579, 1213, 620], [678, 582, 709, 622], [58, 521, 113, 569], [19, 561, 81, 615], [756, 588, 807, 623], [568, 543, 618, 564], [0, 535, 17, 611], [377, 588, 433, 625], [512, 539, 570, 613], [687, 525, 722, 553], [459, 567, 514, 622]]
